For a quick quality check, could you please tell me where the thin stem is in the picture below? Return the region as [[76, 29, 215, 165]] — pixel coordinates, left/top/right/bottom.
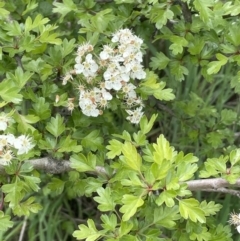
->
[[18, 217, 27, 241]]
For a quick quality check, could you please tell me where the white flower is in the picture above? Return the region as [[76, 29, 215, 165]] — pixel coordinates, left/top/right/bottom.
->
[[79, 90, 100, 117], [6, 134, 15, 145], [0, 114, 11, 131], [105, 74, 122, 91], [130, 63, 146, 80], [14, 135, 34, 155], [126, 107, 144, 124], [74, 54, 99, 77], [0, 135, 10, 150], [62, 72, 73, 85], [76, 43, 93, 57], [100, 45, 114, 60], [229, 212, 240, 233], [82, 102, 100, 117], [100, 88, 112, 101], [67, 98, 75, 113], [112, 29, 133, 44], [122, 83, 137, 99], [0, 150, 14, 166]]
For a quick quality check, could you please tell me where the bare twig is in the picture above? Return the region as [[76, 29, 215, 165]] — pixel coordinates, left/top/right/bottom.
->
[[28, 157, 71, 174], [18, 217, 27, 241], [1, 158, 240, 196], [186, 178, 240, 190]]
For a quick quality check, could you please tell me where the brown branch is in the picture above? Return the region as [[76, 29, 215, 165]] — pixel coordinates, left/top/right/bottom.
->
[[1, 158, 240, 196], [28, 157, 71, 174], [186, 178, 240, 190], [186, 178, 240, 197]]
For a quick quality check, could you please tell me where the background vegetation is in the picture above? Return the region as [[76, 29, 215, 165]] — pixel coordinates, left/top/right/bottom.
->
[[1, 0, 240, 240]]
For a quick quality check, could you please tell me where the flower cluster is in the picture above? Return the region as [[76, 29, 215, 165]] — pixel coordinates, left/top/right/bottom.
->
[[63, 29, 146, 124], [0, 134, 34, 166], [229, 211, 240, 233], [0, 113, 11, 131]]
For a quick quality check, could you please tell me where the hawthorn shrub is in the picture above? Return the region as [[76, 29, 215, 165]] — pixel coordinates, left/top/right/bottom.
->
[[1, 0, 240, 240]]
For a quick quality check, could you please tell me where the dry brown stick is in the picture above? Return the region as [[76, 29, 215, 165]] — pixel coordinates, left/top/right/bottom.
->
[[1, 158, 240, 195]]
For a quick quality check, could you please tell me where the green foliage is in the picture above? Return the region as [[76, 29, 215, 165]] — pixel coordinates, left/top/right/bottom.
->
[[0, 211, 13, 231], [1, 0, 240, 240]]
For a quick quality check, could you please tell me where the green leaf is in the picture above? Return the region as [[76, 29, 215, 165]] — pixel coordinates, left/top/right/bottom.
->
[[150, 52, 170, 70], [0, 83, 22, 103], [119, 195, 144, 221], [81, 130, 104, 151], [0, 211, 13, 231], [206, 131, 224, 149], [229, 149, 240, 166], [112, 130, 132, 142], [13, 197, 42, 216], [94, 187, 116, 211], [91, 9, 114, 32], [190, 226, 211, 241], [193, 0, 214, 23], [14, 112, 39, 132], [153, 206, 179, 228], [70, 153, 96, 172], [58, 136, 82, 153], [84, 177, 104, 195], [47, 178, 65, 195], [231, 71, 240, 94], [150, 7, 174, 29], [140, 114, 158, 135], [25, 14, 49, 33], [31, 97, 51, 120], [46, 114, 65, 137], [153, 82, 175, 101], [200, 156, 228, 178], [207, 53, 228, 75], [21, 175, 41, 192], [169, 36, 188, 55], [153, 134, 176, 165], [140, 71, 174, 101], [169, 61, 189, 81], [200, 201, 222, 216], [227, 25, 240, 46], [177, 161, 198, 182], [0, 2, 9, 19], [101, 214, 117, 231], [155, 190, 177, 207], [121, 172, 145, 187], [22, 0, 38, 16], [132, 131, 146, 146], [73, 219, 102, 241], [121, 142, 142, 172], [106, 139, 123, 159], [179, 198, 206, 223], [2, 20, 22, 36], [2, 180, 25, 207], [39, 31, 62, 45], [53, 0, 77, 18], [188, 38, 205, 55], [221, 109, 237, 125], [61, 38, 76, 57], [119, 221, 134, 237], [151, 162, 171, 180]]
